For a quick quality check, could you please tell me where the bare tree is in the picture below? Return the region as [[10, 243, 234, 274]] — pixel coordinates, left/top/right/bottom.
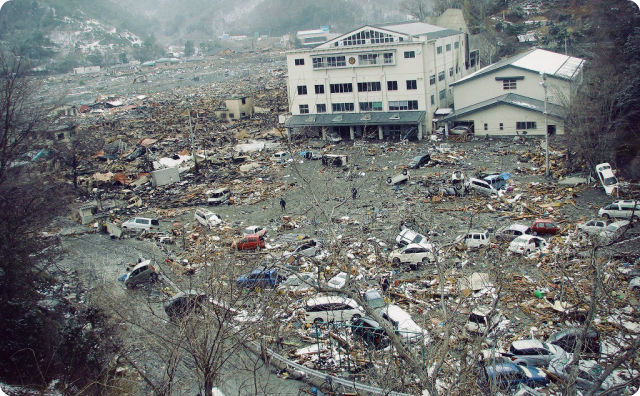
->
[[401, 0, 432, 21], [52, 126, 104, 190]]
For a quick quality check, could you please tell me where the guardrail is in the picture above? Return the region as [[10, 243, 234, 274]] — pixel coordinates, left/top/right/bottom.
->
[[255, 343, 415, 396]]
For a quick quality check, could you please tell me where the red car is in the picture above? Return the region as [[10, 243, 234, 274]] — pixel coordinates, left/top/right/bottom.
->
[[232, 233, 265, 251], [531, 219, 559, 235]]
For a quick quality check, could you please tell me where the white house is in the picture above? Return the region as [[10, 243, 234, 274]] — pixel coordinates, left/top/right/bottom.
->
[[441, 48, 585, 136], [284, 21, 479, 141]]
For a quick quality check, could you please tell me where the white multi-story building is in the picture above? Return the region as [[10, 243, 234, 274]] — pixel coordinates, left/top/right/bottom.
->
[[284, 21, 479, 141]]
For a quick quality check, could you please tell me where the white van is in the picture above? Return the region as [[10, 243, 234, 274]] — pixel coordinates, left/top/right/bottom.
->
[[122, 217, 160, 231], [207, 187, 231, 205], [461, 230, 490, 249], [272, 151, 291, 161], [304, 296, 363, 324], [194, 208, 222, 228], [598, 200, 639, 221], [466, 178, 499, 197]]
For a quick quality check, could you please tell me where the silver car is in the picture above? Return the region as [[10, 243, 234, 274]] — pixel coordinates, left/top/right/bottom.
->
[[506, 339, 568, 368]]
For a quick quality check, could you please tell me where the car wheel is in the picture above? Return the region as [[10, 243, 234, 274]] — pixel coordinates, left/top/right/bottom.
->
[[313, 318, 324, 324], [387, 177, 392, 184], [632, 215, 639, 222], [421, 257, 429, 265], [603, 214, 610, 219], [532, 231, 538, 236], [526, 249, 531, 254], [402, 169, 408, 176], [392, 257, 401, 266], [352, 314, 361, 320]]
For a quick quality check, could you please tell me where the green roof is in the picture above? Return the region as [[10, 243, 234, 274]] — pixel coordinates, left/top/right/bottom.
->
[[441, 93, 566, 121], [285, 111, 425, 128]]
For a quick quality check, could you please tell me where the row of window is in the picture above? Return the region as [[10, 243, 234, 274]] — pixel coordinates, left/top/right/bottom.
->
[[480, 122, 538, 131], [436, 41, 459, 54], [297, 80, 419, 95], [311, 52, 394, 69], [298, 100, 420, 114], [428, 67, 457, 85]]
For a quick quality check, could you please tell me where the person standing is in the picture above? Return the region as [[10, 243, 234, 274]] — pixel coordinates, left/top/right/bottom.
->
[[280, 198, 286, 212]]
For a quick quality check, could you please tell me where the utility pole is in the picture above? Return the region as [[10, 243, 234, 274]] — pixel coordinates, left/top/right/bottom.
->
[[187, 109, 199, 174], [540, 72, 549, 177]]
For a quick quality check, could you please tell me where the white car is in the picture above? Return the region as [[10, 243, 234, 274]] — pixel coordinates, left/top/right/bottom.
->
[[243, 225, 267, 237], [389, 243, 434, 268], [508, 235, 548, 255], [194, 209, 222, 228], [327, 272, 348, 289], [600, 220, 635, 242], [283, 239, 319, 258], [576, 219, 609, 236], [506, 339, 569, 367], [304, 295, 363, 324], [464, 306, 506, 337], [272, 151, 291, 161], [495, 224, 531, 242], [380, 304, 430, 344], [277, 272, 317, 295], [395, 227, 429, 248], [595, 163, 619, 196]]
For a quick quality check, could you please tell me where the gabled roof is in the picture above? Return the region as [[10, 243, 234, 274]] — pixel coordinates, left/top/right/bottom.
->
[[315, 22, 462, 49], [441, 93, 566, 121], [285, 111, 425, 128], [451, 48, 584, 85]]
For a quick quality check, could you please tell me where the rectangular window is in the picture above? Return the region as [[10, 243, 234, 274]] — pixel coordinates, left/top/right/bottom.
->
[[357, 81, 381, 92], [297, 85, 307, 95], [484, 123, 488, 131], [332, 103, 354, 112], [299, 104, 309, 114], [439, 89, 446, 100], [430, 95, 435, 105], [294, 58, 304, 65], [315, 84, 325, 94], [437, 46, 442, 54], [454, 41, 460, 49], [406, 80, 417, 90], [449, 67, 454, 77], [499, 123, 504, 130], [438, 71, 445, 81], [516, 121, 537, 129], [317, 104, 326, 113], [330, 83, 353, 93], [359, 102, 383, 111], [404, 51, 415, 58], [429, 74, 436, 85], [312, 56, 346, 69], [503, 79, 517, 89], [387, 81, 398, 91], [359, 53, 378, 65], [389, 100, 418, 111], [383, 52, 394, 64], [446, 43, 451, 51]]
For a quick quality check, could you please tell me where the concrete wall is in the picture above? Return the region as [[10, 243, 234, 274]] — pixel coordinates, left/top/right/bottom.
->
[[151, 167, 180, 187], [460, 104, 565, 136], [453, 66, 572, 109], [225, 97, 254, 118]]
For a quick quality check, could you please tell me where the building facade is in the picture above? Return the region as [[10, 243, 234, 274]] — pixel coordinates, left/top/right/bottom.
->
[[284, 22, 478, 141], [442, 48, 584, 136]]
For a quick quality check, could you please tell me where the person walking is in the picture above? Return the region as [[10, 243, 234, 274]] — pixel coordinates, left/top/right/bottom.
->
[[280, 198, 286, 212], [351, 187, 357, 200]]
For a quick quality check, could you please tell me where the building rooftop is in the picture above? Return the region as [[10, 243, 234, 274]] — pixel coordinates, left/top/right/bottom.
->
[[452, 48, 584, 85], [441, 93, 566, 121]]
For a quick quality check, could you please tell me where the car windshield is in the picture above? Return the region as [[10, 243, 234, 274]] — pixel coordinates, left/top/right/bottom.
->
[[604, 176, 618, 185]]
